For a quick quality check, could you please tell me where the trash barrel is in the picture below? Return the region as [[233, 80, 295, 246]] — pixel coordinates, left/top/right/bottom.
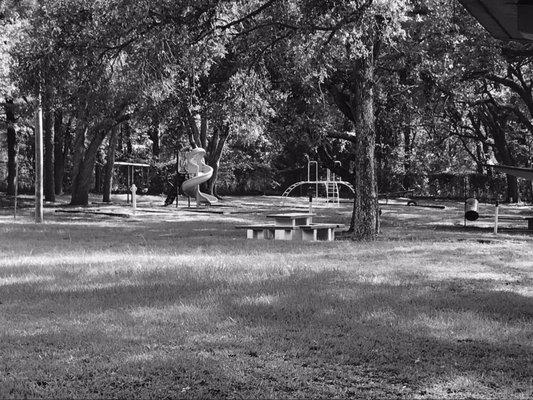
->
[[465, 198, 479, 221]]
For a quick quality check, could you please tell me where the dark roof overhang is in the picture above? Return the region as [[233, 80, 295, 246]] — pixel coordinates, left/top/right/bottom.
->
[[458, 0, 533, 41], [488, 165, 533, 181]]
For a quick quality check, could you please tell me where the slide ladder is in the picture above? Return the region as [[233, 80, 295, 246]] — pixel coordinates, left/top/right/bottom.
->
[[326, 181, 340, 206]]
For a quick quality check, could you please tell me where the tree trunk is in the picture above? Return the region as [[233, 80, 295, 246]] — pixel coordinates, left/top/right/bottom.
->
[[103, 126, 118, 202], [349, 56, 379, 240], [402, 116, 413, 190], [205, 124, 229, 197], [5, 99, 17, 195], [70, 129, 107, 205], [43, 105, 55, 202], [70, 124, 86, 192], [506, 175, 519, 203], [317, 145, 353, 183], [487, 111, 519, 203], [149, 124, 160, 158], [186, 107, 201, 147], [200, 112, 208, 149], [54, 110, 65, 195], [123, 123, 133, 156], [164, 143, 184, 205]]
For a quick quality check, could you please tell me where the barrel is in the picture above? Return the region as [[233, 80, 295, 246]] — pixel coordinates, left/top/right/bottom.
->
[[465, 198, 479, 221]]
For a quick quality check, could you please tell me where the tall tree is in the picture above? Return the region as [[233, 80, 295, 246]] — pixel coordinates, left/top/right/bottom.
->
[[53, 109, 68, 195], [102, 126, 118, 203], [214, 0, 408, 239], [1, 4, 25, 195], [43, 95, 55, 201], [4, 99, 17, 195]]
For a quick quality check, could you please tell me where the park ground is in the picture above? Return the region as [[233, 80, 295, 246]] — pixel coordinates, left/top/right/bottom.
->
[[0, 194, 532, 399]]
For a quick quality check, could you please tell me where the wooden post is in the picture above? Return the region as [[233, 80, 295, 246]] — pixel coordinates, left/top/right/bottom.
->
[[35, 96, 44, 223]]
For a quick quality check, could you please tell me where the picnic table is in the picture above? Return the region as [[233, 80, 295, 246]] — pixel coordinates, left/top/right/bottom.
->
[[236, 212, 345, 241], [265, 213, 315, 227]]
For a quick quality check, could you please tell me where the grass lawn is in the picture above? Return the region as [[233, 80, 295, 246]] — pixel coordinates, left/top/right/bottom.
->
[[0, 195, 532, 399]]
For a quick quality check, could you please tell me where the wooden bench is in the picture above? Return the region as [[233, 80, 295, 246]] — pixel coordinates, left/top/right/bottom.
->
[[235, 225, 300, 240], [299, 224, 346, 241]]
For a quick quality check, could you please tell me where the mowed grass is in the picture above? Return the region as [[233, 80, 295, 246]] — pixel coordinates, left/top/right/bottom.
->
[[0, 197, 532, 399]]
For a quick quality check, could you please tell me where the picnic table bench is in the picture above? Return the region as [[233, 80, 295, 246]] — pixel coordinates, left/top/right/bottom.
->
[[235, 224, 300, 240], [299, 224, 346, 241]]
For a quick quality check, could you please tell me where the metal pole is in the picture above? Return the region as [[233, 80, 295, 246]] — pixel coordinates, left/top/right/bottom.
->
[[309, 161, 318, 197], [14, 145, 18, 219], [315, 162, 318, 197], [326, 169, 330, 201], [127, 166, 131, 203], [176, 152, 179, 208], [494, 202, 499, 235], [334, 161, 341, 180], [464, 199, 467, 227], [308, 187, 313, 214], [35, 95, 43, 223], [131, 184, 137, 215]]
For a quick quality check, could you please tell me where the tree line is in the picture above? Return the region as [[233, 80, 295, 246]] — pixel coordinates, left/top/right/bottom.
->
[[1, 0, 533, 239]]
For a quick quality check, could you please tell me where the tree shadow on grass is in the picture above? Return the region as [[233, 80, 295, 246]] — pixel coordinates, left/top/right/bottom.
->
[[1, 267, 531, 398], [0, 217, 277, 253], [215, 271, 532, 397]]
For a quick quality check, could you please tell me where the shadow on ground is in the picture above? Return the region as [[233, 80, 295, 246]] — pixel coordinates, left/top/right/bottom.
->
[[0, 198, 532, 398], [1, 266, 531, 399]]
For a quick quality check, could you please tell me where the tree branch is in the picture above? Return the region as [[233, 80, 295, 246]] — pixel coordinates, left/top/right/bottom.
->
[[326, 130, 357, 143], [214, 0, 281, 32], [325, 84, 355, 123]]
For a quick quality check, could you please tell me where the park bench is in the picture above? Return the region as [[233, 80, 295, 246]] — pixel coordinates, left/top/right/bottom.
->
[[235, 224, 300, 240], [299, 224, 346, 241]]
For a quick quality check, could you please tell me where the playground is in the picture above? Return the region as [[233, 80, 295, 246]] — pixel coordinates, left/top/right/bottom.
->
[[2, 1, 533, 398], [0, 194, 531, 399]]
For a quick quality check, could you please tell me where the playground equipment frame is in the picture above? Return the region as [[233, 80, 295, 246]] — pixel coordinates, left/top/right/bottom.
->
[[281, 160, 355, 206], [113, 161, 151, 203]]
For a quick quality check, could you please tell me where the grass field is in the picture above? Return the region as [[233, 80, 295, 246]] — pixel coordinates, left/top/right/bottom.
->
[[0, 195, 532, 399]]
